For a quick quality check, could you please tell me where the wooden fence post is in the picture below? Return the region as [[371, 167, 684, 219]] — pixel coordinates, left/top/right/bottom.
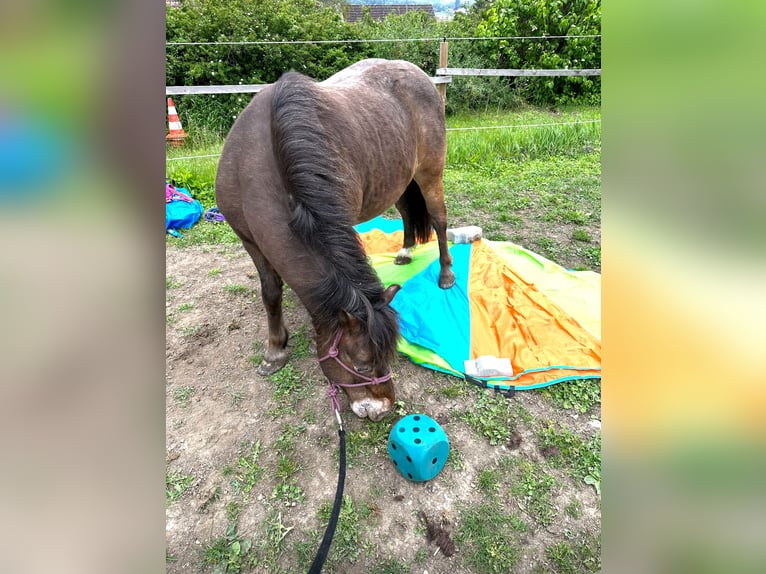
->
[[438, 39, 448, 106]]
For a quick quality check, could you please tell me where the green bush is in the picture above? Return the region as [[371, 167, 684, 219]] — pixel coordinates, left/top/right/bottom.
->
[[477, 0, 601, 105]]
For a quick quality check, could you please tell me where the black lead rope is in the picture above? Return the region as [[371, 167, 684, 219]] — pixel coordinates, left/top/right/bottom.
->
[[308, 426, 346, 574]]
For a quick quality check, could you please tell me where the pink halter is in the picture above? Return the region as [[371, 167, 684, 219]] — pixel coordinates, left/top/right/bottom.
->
[[318, 328, 393, 413]]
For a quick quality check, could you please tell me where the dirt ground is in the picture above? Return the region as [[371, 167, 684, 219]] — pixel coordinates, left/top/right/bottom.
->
[[166, 242, 601, 573]]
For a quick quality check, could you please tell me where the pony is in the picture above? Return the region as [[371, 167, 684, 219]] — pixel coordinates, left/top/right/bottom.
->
[[215, 59, 454, 421]]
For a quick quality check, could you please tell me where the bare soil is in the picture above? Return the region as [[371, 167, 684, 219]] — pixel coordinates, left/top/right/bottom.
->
[[166, 242, 601, 573]]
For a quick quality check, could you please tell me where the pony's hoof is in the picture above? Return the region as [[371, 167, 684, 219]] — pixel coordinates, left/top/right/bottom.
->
[[256, 357, 288, 376], [439, 272, 455, 289]]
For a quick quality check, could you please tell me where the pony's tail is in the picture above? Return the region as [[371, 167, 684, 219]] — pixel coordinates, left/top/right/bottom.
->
[[270, 72, 348, 239], [401, 180, 433, 244]]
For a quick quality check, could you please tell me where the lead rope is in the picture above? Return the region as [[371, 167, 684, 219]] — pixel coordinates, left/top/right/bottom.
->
[[307, 408, 345, 574], [308, 328, 392, 573]]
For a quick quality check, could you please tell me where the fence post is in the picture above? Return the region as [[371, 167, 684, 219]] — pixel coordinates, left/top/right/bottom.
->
[[438, 38, 448, 106]]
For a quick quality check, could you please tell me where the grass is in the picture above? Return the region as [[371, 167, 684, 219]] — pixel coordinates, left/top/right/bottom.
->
[[166, 471, 194, 505], [267, 364, 314, 416], [173, 385, 194, 407], [455, 388, 517, 446], [538, 424, 602, 494], [511, 459, 558, 527], [223, 441, 265, 496], [541, 378, 601, 414], [201, 522, 252, 574], [455, 502, 525, 572]]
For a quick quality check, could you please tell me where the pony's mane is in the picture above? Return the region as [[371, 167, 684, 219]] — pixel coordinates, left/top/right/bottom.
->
[[270, 71, 399, 364]]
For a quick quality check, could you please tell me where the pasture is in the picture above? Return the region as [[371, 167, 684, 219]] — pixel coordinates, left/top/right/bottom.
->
[[166, 105, 601, 573]]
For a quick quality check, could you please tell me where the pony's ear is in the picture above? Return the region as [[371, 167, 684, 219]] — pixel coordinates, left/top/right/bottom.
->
[[338, 310, 362, 332], [382, 284, 401, 304]]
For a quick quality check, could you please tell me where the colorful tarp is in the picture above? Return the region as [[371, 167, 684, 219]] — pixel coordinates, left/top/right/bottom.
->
[[356, 217, 601, 390]]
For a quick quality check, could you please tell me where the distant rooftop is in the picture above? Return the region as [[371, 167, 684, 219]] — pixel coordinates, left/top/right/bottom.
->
[[343, 4, 436, 23]]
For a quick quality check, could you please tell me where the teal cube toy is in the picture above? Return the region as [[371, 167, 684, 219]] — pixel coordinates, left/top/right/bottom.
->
[[387, 414, 449, 482]]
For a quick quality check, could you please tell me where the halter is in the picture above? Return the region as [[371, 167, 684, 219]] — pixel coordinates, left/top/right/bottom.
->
[[318, 328, 393, 417]]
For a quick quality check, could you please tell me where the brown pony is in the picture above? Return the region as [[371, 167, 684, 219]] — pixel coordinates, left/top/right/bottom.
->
[[215, 59, 454, 421]]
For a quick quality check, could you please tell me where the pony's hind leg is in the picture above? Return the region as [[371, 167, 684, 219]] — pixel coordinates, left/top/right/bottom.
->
[[413, 176, 455, 289], [393, 188, 418, 265], [241, 240, 290, 375]]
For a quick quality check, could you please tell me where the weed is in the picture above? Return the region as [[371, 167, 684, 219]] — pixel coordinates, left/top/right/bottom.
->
[[166, 471, 194, 505], [455, 502, 523, 572], [370, 557, 409, 574], [543, 533, 601, 573], [271, 480, 305, 507], [166, 275, 182, 289], [208, 267, 222, 276], [572, 228, 591, 242], [542, 378, 601, 414], [316, 495, 366, 566], [290, 325, 313, 360], [200, 522, 252, 574], [477, 467, 502, 497], [275, 423, 306, 453], [344, 421, 392, 466], [511, 460, 557, 527], [173, 385, 194, 407], [456, 390, 515, 446], [537, 425, 601, 494], [224, 284, 251, 295], [225, 441, 264, 495], [229, 386, 247, 408], [226, 501, 243, 522], [275, 454, 301, 481], [447, 445, 465, 472], [583, 245, 601, 267], [565, 499, 583, 519], [268, 365, 313, 416], [177, 302, 194, 312]]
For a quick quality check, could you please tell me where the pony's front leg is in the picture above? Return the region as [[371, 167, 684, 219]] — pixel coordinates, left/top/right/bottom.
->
[[242, 241, 290, 375]]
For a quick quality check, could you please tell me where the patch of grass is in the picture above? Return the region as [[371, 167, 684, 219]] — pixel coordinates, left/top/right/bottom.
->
[[344, 420, 392, 466], [166, 471, 194, 505], [271, 480, 305, 507], [477, 467, 502, 498], [565, 499, 583, 519], [267, 365, 314, 416], [455, 390, 515, 446], [200, 522, 252, 574], [370, 557, 409, 574], [173, 385, 194, 407], [315, 495, 366, 568], [208, 267, 222, 276], [440, 379, 468, 399], [166, 275, 182, 289], [229, 386, 246, 408], [226, 500, 243, 522], [537, 425, 601, 494], [455, 502, 523, 573], [275, 423, 306, 453], [572, 228, 592, 242], [541, 379, 601, 414], [177, 302, 194, 312], [543, 534, 601, 573], [447, 445, 465, 472], [248, 341, 265, 367], [224, 284, 251, 295], [511, 460, 558, 527], [583, 245, 601, 267], [290, 325, 313, 360], [223, 441, 265, 496]]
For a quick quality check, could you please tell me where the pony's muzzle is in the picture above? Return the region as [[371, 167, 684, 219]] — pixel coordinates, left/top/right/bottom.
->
[[351, 397, 392, 422]]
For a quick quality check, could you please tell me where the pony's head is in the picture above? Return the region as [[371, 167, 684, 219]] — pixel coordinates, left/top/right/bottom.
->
[[317, 284, 401, 421]]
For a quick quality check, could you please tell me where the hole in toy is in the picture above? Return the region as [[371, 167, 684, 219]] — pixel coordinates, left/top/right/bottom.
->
[[413, 415, 421, 421], [415, 438, 421, 444], [407, 473, 413, 479], [406, 456, 412, 463], [429, 427, 436, 432], [393, 460, 398, 466], [399, 427, 405, 433], [391, 443, 397, 450], [413, 427, 420, 432], [432, 458, 437, 464]]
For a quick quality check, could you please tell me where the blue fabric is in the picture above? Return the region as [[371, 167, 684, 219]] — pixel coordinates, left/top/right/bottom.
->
[[391, 243, 472, 373], [166, 186, 203, 233], [354, 216, 404, 234]]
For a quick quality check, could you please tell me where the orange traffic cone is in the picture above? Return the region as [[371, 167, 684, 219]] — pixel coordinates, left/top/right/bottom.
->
[[166, 97, 187, 147]]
